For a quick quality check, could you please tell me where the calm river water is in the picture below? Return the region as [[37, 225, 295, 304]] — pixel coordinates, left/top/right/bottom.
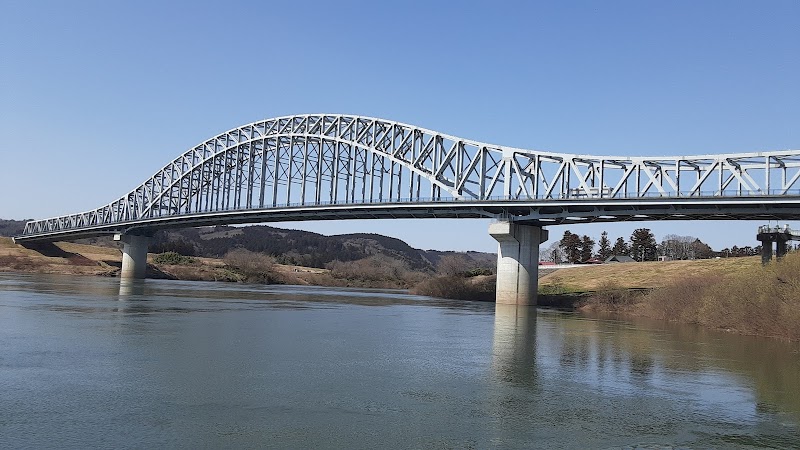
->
[[1, 273, 799, 449]]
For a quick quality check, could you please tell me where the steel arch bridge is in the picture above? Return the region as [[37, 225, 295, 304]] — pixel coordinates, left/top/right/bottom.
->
[[16, 114, 800, 242]]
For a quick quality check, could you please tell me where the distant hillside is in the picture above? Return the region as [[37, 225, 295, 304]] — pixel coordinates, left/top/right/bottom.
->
[[0, 219, 27, 237], [149, 225, 496, 271], [1, 218, 495, 272]]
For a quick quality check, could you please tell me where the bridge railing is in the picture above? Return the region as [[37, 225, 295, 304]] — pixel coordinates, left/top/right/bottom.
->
[[20, 189, 800, 238]]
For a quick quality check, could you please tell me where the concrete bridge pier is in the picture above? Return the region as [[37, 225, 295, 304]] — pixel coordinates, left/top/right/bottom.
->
[[756, 226, 797, 265], [489, 222, 548, 305], [114, 233, 150, 279], [777, 240, 788, 259], [761, 242, 774, 265]]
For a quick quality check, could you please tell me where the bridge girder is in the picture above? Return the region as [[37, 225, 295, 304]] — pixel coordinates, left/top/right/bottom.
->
[[17, 114, 800, 240]]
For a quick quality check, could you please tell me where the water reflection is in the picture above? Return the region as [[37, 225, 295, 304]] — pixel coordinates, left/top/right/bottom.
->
[[118, 279, 146, 297], [491, 304, 538, 386], [2, 272, 800, 447], [4, 270, 483, 315], [7, 272, 123, 298], [535, 312, 800, 423]]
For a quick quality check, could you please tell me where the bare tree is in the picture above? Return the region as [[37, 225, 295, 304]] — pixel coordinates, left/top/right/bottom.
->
[[660, 234, 696, 260], [436, 254, 472, 277], [328, 255, 414, 282], [224, 248, 277, 282], [541, 241, 564, 263]]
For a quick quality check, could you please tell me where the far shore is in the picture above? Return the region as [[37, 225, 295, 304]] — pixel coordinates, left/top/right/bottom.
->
[[3, 236, 798, 341], [0, 237, 401, 289]]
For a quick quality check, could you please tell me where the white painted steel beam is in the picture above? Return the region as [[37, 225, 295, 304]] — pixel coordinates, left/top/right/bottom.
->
[[17, 114, 800, 240]]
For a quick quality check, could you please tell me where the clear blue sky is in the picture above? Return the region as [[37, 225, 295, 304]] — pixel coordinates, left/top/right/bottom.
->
[[2, 1, 798, 253]]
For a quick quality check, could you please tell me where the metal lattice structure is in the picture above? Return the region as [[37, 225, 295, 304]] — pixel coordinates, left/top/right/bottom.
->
[[18, 114, 800, 241]]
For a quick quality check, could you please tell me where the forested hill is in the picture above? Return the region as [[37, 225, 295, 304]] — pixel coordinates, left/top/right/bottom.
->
[[0, 219, 27, 237], [151, 225, 496, 272]]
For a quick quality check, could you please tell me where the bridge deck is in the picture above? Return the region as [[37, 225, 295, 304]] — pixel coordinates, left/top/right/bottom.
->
[[16, 196, 800, 242], [16, 114, 800, 242]]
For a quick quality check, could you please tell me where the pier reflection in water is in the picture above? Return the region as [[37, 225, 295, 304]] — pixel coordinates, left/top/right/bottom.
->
[[118, 279, 146, 298], [488, 301, 800, 447], [492, 304, 538, 386]]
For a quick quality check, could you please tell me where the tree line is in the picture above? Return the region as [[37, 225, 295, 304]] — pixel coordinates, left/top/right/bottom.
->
[[546, 228, 759, 264]]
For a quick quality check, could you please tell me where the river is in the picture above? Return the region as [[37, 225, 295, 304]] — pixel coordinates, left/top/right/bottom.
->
[[1, 273, 799, 448]]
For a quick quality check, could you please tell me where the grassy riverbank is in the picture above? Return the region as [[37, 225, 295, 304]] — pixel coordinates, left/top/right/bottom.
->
[[0, 238, 120, 276], [538, 256, 762, 292], [540, 255, 800, 341]]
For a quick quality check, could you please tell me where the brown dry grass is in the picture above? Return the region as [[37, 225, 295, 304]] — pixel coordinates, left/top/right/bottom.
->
[[0, 238, 115, 275], [539, 257, 760, 292], [0, 237, 17, 249], [57, 241, 121, 260], [273, 264, 329, 275], [156, 264, 241, 282], [577, 254, 800, 341]]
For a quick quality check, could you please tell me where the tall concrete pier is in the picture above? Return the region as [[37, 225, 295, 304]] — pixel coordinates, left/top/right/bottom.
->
[[489, 221, 548, 305], [114, 234, 150, 279]]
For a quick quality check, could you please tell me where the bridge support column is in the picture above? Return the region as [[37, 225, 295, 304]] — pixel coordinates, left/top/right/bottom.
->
[[114, 234, 150, 279], [761, 242, 773, 265], [489, 222, 548, 305], [757, 227, 794, 265], [776, 240, 788, 259]]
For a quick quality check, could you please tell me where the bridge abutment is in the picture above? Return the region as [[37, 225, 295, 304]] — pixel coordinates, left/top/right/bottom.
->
[[114, 234, 150, 279], [489, 222, 548, 305]]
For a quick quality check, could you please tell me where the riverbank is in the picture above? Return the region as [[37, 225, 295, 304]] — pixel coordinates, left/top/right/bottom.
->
[[539, 255, 800, 341], [0, 237, 416, 289]]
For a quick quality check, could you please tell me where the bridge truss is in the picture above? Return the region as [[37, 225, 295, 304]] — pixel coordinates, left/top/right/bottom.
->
[[19, 114, 800, 240]]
